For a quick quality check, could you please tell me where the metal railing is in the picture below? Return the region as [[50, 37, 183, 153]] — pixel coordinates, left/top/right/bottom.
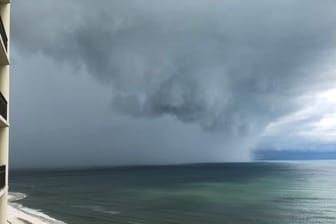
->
[[0, 91, 7, 120], [0, 16, 7, 51], [0, 165, 5, 189]]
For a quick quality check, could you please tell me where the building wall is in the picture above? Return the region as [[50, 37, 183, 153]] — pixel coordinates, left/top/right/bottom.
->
[[0, 1, 10, 223]]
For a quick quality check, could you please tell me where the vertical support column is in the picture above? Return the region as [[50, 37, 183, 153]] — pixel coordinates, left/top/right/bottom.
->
[[0, 128, 8, 224], [0, 1, 9, 223]]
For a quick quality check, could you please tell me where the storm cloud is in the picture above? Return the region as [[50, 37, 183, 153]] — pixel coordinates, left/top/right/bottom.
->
[[10, 0, 336, 167]]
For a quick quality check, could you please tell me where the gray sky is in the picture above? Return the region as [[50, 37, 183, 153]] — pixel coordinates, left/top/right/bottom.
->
[[10, 0, 336, 168]]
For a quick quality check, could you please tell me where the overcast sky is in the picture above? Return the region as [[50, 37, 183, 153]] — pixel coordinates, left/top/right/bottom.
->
[[10, 0, 336, 168]]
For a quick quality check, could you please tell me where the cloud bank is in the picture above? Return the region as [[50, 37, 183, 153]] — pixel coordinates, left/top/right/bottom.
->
[[10, 0, 336, 167]]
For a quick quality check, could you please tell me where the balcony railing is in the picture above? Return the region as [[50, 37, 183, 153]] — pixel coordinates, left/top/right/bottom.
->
[[0, 16, 7, 51], [0, 165, 5, 190], [0, 91, 7, 120]]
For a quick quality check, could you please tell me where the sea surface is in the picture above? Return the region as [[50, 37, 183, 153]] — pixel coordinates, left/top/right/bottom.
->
[[9, 161, 336, 224]]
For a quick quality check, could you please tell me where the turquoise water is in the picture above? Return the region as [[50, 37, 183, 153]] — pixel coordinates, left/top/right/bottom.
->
[[10, 162, 336, 224]]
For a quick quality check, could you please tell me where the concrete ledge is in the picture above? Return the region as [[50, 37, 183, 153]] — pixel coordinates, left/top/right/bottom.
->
[[0, 35, 8, 65], [0, 115, 8, 127], [0, 186, 7, 198]]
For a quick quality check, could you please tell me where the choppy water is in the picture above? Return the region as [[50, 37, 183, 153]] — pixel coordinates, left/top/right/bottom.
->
[[9, 161, 336, 224]]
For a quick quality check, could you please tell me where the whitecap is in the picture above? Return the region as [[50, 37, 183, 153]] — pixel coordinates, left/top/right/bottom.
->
[[73, 205, 121, 215]]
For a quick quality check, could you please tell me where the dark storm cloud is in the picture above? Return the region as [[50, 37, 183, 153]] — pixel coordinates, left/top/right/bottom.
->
[[12, 0, 336, 135], [9, 0, 336, 167]]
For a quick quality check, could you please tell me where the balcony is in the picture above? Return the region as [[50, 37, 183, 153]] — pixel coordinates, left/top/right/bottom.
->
[[0, 15, 8, 65], [0, 165, 5, 190], [0, 91, 7, 126]]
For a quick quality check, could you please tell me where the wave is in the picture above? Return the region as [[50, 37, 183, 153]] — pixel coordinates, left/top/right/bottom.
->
[[73, 205, 121, 215], [9, 192, 67, 224], [8, 192, 26, 202]]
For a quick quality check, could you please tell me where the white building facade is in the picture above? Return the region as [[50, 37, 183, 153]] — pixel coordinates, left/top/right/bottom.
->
[[0, 0, 10, 223]]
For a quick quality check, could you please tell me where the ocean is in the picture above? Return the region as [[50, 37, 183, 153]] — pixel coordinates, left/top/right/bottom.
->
[[9, 161, 336, 224]]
